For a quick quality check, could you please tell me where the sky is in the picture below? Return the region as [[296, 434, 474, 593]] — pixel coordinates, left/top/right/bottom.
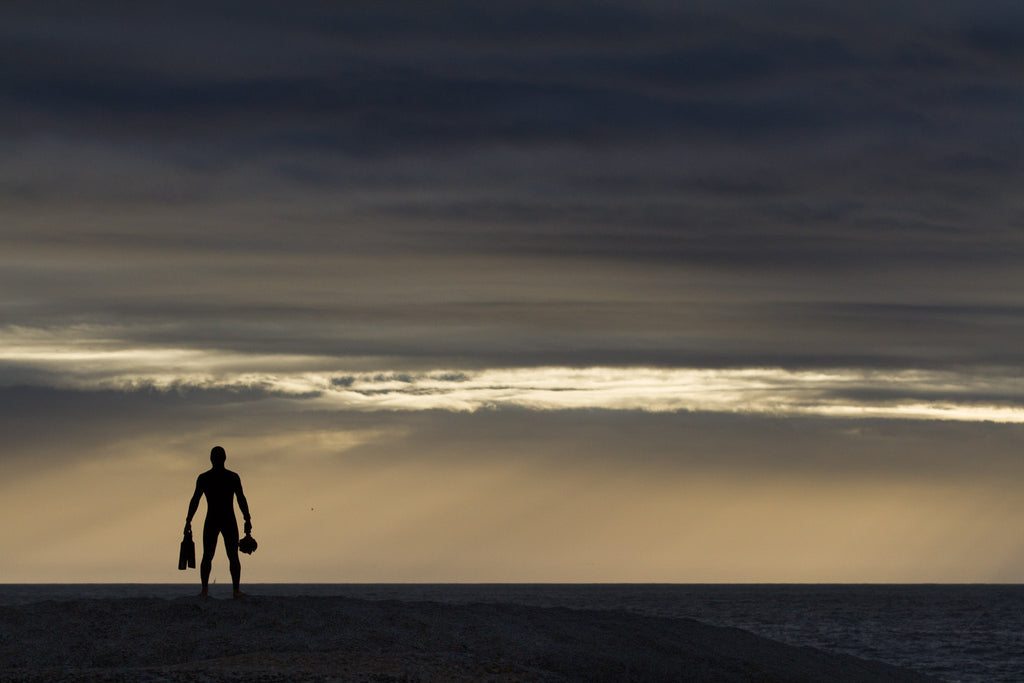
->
[[3, 0, 1024, 583]]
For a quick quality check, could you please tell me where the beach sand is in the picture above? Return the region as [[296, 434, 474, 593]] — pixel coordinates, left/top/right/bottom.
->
[[0, 595, 936, 681]]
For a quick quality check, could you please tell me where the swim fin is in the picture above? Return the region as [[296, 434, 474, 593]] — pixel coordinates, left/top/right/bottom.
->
[[179, 529, 195, 570]]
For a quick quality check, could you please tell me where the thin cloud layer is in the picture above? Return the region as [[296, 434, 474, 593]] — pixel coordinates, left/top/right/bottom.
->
[[2, 326, 1023, 423]]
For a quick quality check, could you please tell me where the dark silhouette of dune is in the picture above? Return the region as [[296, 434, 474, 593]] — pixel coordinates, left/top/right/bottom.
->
[[0, 595, 936, 681]]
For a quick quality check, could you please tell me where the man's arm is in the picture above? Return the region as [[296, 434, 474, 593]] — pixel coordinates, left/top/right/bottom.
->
[[235, 474, 252, 533], [185, 477, 202, 532]]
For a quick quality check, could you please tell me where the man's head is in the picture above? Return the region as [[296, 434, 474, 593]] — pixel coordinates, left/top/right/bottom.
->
[[210, 446, 227, 467]]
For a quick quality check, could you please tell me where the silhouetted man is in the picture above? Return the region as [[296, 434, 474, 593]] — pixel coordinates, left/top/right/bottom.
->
[[185, 446, 252, 598]]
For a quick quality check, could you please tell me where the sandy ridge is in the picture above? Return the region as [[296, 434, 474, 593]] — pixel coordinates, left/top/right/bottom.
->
[[0, 595, 937, 681]]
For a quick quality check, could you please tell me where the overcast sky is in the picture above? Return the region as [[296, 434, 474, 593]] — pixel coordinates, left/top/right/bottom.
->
[[4, 1, 1024, 583]]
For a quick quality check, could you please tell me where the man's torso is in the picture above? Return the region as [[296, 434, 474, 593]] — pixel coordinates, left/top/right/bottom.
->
[[198, 468, 240, 520]]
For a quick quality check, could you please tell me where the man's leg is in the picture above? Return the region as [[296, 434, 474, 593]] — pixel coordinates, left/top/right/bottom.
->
[[222, 519, 243, 597], [200, 520, 219, 596]]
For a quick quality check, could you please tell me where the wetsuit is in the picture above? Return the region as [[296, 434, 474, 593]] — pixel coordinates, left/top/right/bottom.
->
[[186, 465, 250, 593]]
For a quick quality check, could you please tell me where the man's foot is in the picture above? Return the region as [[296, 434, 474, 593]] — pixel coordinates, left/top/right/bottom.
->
[[233, 590, 248, 599], [199, 588, 209, 597]]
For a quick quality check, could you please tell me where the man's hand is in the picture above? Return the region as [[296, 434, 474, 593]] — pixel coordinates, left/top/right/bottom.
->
[[244, 519, 252, 535]]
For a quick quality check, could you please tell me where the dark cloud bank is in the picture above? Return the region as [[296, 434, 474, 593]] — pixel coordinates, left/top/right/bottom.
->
[[3, 1, 1024, 369]]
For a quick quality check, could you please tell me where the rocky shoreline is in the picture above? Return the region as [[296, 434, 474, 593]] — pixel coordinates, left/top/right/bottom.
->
[[0, 595, 936, 681]]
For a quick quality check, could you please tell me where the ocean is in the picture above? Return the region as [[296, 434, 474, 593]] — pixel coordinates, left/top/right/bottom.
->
[[0, 583, 1020, 682]]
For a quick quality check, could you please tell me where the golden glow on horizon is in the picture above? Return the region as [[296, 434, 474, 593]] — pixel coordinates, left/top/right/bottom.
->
[[4, 438, 1024, 583]]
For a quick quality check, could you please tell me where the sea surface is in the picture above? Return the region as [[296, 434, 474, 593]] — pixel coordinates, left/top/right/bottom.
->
[[1, 583, 1020, 682]]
